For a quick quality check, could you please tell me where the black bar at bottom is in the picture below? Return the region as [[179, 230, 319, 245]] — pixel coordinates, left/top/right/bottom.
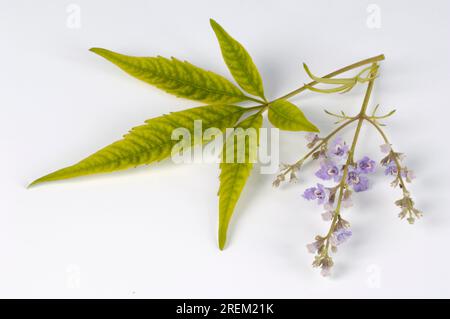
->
[[0, 299, 448, 317]]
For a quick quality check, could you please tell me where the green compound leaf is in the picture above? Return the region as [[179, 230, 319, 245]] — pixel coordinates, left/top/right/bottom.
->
[[210, 19, 265, 100], [30, 105, 246, 186], [90, 47, 248, 104], [218, 112, 263, 249], [268, 99, 319, 132]]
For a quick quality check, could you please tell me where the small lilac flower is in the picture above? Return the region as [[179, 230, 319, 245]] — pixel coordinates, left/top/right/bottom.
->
[[357, 156, 376, 174], [353, 176, 369, 192], [342, 189, 353, 208], [347, 170, 359, 184], [328, 137, 349, 158], [347, 170, 369, 192], [380, 143, 392, 153], [321, 211, 334, 221], [342, 196, 353, 208], [303, 183, 329, 205], [306, 236, 324, 253], [320, 264, 332, 277], [305, 133, 320, 148], [319, 256, 333, 277], [384, 161, 398, 176], [403, 167, 416, 182], [315, 160, 341, 182], [312, 149, 327, 160], [332, 228, 352, 246], [306, 242, 319, 253], [305, 133, 318, 143], [303, 188, 316, 200]]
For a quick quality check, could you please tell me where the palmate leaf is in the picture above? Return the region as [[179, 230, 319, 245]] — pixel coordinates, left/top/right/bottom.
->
[[268, 99, 319, 132], [218, 112, 263, 249], [210, 19, 266, 100], [30, 105, 246, 186], [90, 48, 248, 104]]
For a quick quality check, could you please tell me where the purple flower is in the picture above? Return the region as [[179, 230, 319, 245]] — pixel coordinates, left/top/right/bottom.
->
[[341, 189, 353, 208], [384, 161, 398, 176], [384, 160, 416, 182], [319, 256, 333, 277], [353, 176, 369, 192], [357, 156, 376, 174], [403, 168, 416, 182], [320, 264, 332, 277], [306, 242, 319, 253], [303, 183, 329, 205], [321, 211, 334, 221], [332, 228, 352, 246], [315, 160, 341, 182], [380, 143, 392, 153], [347, 170, 369, 192], [305, 133, 320, 148], [305, 133, 319, 143], [342, 196, 353, 208], [306, 237, 325, 253], [328, 137, 349, 158]]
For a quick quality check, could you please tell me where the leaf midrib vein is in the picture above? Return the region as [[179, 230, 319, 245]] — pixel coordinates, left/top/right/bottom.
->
[[116, 56, 246, 101]]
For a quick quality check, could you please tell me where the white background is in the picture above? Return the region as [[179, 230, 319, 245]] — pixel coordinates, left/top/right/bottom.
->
[[1, 0, 449, 298]]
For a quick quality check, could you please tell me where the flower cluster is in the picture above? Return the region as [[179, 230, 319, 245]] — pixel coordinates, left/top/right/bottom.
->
[[274, 125, 424, 277], [300, 135, 377, 276], [272, 82, 423, 277], [303, 135, 376, 201], [306, 218, 351, 276], [379, 143, 422, 224], [272, 60, 423, 277]]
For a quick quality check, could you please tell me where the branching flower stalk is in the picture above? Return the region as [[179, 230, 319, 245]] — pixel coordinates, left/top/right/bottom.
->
[[365, 118, 421, 224], [311, 65, 378, 275], [273, 118, 357, 185], [274, 62, 422, 276]]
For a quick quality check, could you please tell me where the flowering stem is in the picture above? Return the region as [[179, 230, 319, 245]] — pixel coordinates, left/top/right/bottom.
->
[[279, 117, 358, 177], [364, 117, 409, 195], [323, 64, 378, 250]]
